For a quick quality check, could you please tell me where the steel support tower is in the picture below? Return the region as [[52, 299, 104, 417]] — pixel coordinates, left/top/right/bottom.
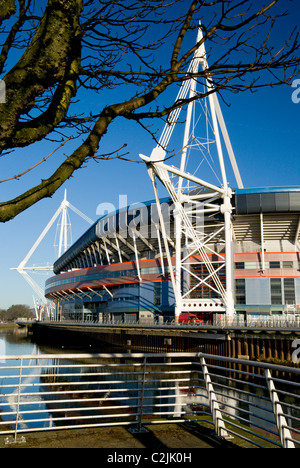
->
[[11, 190, 93, 318], [140, 26, 243, 319]]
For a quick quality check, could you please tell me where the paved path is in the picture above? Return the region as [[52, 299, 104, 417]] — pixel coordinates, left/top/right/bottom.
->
[[0, 422, 238, 449]]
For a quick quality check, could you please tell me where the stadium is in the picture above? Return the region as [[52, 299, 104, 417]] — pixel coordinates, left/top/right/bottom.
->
[[44, 28, 300, 324], [44, 186, 300, 323]]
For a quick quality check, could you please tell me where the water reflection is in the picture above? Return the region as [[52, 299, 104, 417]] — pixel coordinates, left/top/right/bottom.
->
[[0, 329, 99, 431], [0, 327, 36, 355], [40, 358, 139, 427], [38, 356, 207, 428]]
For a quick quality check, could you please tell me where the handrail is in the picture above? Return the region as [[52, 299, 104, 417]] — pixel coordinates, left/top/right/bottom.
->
[[32, 316, 300, 330], [0, 352, 299, 448], [1, 351, 300, 374]]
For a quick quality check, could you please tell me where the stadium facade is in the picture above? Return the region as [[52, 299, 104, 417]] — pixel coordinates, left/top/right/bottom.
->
[[45, 186, 300, 323]]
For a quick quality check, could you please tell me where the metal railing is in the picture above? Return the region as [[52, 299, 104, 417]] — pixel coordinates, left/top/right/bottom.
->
[[0, 352, 299, 448], [39, 314, 300, 329]]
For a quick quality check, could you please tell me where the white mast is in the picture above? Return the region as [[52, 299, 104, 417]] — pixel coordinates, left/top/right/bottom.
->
[[11, 190, 93, 307], [140, 25, 241, 319]]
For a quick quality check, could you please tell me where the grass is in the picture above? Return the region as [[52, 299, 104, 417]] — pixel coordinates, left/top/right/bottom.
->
[[0, 323, 17, 330]]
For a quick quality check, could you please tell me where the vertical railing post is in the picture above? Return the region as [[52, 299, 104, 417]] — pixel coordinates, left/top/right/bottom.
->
[[137, 356, 147, 432], [200, 356, 230, 439], [5, 357, 26, 445], [265, 369, 295, 449], [129, 356, 148, 434], [14, 357, 23, 442]]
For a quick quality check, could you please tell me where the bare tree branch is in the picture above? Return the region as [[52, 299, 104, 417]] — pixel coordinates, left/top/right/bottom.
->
[[0, 0, 299, 222], [0, 136, 71, 183]]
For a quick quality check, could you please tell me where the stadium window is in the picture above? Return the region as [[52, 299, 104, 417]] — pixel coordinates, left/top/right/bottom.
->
[[271, 279, 282, 305], [153, 282, 161, 306], [270, 261, 280, 269], [284, 278, 296, 305], [245, 262, 259, 269], [235, 279, 246, 304], [235, 262, 245, 270], [282, 261, 294, 269]]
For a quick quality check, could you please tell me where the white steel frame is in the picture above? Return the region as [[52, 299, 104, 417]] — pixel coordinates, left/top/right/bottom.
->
[[140, 26, 243, 319], [11, 190, 93, 318]]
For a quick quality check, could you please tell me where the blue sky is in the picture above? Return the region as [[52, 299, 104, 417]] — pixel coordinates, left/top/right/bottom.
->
[[0, 1, 300, 310]]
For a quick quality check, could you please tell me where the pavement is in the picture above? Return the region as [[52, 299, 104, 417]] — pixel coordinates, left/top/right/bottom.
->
[[0, 422, 239, 449]]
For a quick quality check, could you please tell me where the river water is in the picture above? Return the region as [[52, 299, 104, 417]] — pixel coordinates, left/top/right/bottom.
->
[[0, 328, 197, 432], [0, 326, 94, 356], [0, 328, 43, 357], [0, 328, 70, 431]]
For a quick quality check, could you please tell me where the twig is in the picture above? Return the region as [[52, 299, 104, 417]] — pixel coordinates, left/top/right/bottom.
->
[[0, 137, 71, 184]]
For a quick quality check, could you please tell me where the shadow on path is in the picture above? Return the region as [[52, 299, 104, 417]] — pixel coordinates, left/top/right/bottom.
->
[[179, 422, 238, 449]]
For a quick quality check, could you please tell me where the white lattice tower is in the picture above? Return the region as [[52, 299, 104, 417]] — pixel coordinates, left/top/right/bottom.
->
[[11, 190, 93, 318], [140, 25, 243, 319]]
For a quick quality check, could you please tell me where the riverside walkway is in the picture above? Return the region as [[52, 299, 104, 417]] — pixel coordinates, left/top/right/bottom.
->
[[24, 318, 300, 360], [0, 422, 240, 449]]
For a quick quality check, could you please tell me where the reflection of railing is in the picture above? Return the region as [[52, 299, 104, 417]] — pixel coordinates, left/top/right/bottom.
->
[[0, 352, 299, 448]]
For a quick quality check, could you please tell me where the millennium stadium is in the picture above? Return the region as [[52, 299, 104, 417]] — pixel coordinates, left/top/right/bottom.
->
[[45, 186, 300, 324], [44, 28, 300, 325]]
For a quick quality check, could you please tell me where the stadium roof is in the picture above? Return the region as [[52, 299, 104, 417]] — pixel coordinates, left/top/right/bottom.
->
[[53, 186, 300, 274], [235, 186, 300, 215]]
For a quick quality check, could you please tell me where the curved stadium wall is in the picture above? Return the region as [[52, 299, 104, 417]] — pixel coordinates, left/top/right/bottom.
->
[[45, 187, 300, 322]]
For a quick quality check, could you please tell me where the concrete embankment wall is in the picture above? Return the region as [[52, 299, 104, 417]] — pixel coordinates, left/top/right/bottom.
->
[[30, 322, 300, 365]]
